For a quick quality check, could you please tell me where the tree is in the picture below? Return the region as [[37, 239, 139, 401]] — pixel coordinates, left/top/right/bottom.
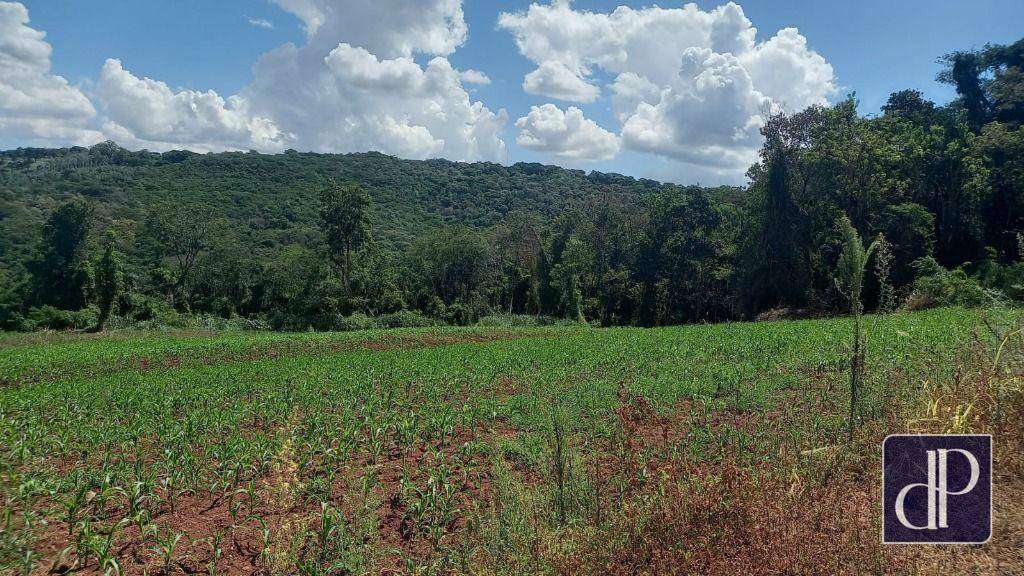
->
[[638, 190, 731, 325], [938, 50, 991, 130], [142, 205, 213, 308], [551, 235, 590, 323], [882, 89, 937, 124], [835, 215, 879, 441], [93, 235, 123, 331], [319, 183, 371, 292], [976, 122, 1024, 260], [30, 199, 94, 310], [491, 211, 543, 315], [872, 203, 935, 289], [938, 39, 1024, 129], [739, 114, 813, 317], [405, 227, 494, 314]]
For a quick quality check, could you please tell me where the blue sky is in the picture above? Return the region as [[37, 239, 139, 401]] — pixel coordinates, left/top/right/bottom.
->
[[5, 1, 1023, 185]]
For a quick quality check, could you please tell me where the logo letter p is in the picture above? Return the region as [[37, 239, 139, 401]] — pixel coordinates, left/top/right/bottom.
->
[[936, 448, 980, 529]]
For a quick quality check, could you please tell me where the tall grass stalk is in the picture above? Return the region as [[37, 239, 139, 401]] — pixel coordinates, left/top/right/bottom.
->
[[835, 215, 879, 441]]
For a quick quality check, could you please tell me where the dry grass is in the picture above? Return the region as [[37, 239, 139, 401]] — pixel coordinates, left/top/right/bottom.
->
[[466, 318, 1024, 576], [908, 325, 1024, 575]]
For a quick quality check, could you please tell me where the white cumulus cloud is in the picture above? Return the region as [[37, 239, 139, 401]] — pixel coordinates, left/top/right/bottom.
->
[[458, 69, 490, 85], [271, 0, 467, 59], [523, 61, 600, 103], [238, 0, 506, 161], [499, 1, 836, 177], [91, 0, 506, 161], [516, 103, 619, 161], [0, 0, 838, 182], [0, 1, 102, 147], [96, 59, 290, 153]]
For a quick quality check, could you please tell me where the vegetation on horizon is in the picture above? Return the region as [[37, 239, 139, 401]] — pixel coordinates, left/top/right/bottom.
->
[[1, 39, 1023, 333]]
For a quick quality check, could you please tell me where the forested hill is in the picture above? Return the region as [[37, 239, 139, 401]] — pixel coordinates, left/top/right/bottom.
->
[[0, 145, 734, 260], [1, 38, 1022, 332]]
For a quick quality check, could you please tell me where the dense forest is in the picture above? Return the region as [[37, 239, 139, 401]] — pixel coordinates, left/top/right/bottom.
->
[[1, 39, 1022, 332]]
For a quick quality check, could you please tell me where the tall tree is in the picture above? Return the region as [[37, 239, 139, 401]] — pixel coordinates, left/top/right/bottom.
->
[[551, 235, 591, 323], [319, 183, 371, 292], [93, 235, 123, 331], [30, 199, 94, 310], [491, 211, 543, 315], [938, 50, 991, 130], [142, 205, 212, 308], [739, 114, 813, 317], [405, 227, 493, 310], [939, 39, 1024, 129]]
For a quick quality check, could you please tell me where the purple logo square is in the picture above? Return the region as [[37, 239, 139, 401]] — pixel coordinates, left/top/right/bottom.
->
[[882, 434, 992, 544]]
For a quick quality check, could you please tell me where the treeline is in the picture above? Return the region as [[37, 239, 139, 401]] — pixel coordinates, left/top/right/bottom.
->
[[0, 39, 1022, 332]]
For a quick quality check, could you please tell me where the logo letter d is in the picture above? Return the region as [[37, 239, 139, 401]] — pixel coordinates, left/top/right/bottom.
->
[[895, 450, 938, 530]]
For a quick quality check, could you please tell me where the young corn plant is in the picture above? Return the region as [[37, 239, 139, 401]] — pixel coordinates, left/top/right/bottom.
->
[[85, 519, 127, 576], [150, 528, 185, 575], [61, 482, 92, 535], [201, 531, 224, 576]]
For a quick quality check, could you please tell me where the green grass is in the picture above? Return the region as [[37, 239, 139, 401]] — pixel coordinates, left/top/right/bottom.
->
[[0, 307, 1010, 574]]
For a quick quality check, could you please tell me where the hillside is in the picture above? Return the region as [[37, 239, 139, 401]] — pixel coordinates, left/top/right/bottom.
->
[[0, 144, 735, 265]]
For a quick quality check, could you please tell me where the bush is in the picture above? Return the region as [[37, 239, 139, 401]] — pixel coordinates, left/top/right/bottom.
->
[[377, 310, 437, 329], [126, 293, 178, 322], [905, 258, 1002, 310], [25, 305, 98, 331], [478, 314, 541, 327], [333, 313, 378, 332], [443, 297, 491, 326], [979, 256, 1024, 302], [477, 314, 577, 327]]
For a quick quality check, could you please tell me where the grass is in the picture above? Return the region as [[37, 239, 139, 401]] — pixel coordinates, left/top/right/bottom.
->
[[0, 307, 1019, 575]]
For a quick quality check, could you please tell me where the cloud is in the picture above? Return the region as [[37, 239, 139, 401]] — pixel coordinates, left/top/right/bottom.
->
[[270, 0, 467, 59], [0, 1, 102, 147], [515, 103, 619, 161], [95, 59, 290, 153], [325, 44, 425, 91], [238, 0, 506, 161], [458, 69, 490, 85], [523, 61, 600, 102], [620, 48, 765, 169], [269, 0, 325, 36], [499, 1, 836, 176], [246, 16, 275, 29], [0, 0, 836, 183], [738, 27, 835, 111], [87, 0, 505, 161]]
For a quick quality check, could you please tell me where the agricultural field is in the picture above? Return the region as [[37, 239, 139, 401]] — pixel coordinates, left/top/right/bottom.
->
[[1, 307, 1022, 575]]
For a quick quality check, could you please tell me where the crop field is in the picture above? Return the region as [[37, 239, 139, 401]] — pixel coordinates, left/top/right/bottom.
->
[[1, 307, 1021, 575]]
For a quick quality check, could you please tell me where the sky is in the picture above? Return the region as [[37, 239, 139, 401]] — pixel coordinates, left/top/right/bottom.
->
[[1, 1, 1021, 186]]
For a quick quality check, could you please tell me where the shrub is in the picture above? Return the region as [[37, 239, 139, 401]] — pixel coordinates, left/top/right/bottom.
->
[[25, 305, 98, 331], [333, 313, 378, 332], [477, 314, 541, 327], [905, 257, 1001, 310], [979, 256, 1024, 302], [377, 310, 437, 329], [477, 314, 577, 327], [126, 293, 178, 323]]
